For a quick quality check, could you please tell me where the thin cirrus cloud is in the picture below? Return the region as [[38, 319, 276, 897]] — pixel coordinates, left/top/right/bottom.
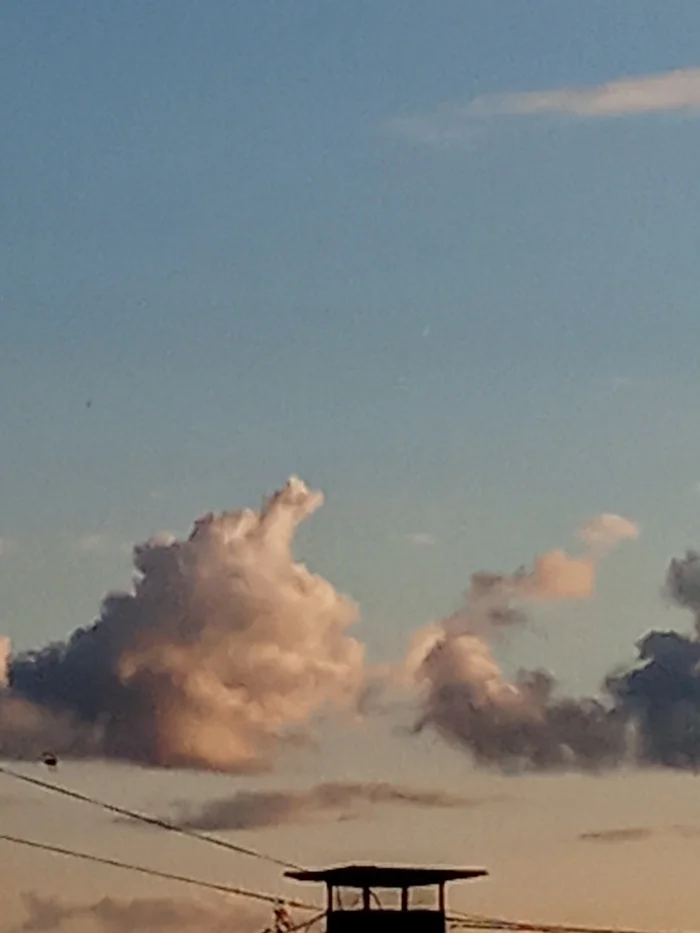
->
[[389, 66, 700, 146]]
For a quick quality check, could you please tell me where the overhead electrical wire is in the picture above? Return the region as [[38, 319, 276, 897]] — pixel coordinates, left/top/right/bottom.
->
[[0, 828, 682, 933], [446, 912, 684, 933], [0, 765, 684, 933], [0, 832, 320, 912], [0, 763, 301, 870]]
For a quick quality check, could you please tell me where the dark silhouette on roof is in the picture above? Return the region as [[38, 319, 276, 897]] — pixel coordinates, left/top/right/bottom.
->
[[285, 865, 488, 888]]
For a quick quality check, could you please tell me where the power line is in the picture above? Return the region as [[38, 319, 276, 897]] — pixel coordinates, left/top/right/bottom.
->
[[0, 770, 681, 933], [0, 832, 320, 911], [1, 828, 684, 933], [0, 763, 301, 871], [446, 912, 685, 933]]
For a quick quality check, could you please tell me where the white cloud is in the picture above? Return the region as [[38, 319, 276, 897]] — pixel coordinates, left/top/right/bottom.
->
[[390, 67, 700, 145], [405, 532, 436, 547]]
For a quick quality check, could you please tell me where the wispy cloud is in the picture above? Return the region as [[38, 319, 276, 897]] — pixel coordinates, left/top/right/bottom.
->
[[390, 67, 700, 145], [139, 782, 494, 833], [405, 532, 436, 547], [673, 824, 700, 838], [579, 827, 653, 844], [580, 825, 700, 844]]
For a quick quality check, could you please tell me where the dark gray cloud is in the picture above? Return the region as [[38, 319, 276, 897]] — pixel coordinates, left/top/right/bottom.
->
[[171, 781, 490, 831], [407, 539, 700, 773], [408, 630, 627, 772], [665, 551, 700, 630], [603, 551, 700, 769]]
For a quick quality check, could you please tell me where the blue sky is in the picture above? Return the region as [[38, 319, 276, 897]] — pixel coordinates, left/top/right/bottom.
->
[[3, 3, 700, 923], [3, 1, 700, 675]]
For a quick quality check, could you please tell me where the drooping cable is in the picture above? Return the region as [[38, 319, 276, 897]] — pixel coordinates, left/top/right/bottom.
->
[[446, 912, 682, 933], [0, 832, 320, 911], [0, 763, 301, 870]]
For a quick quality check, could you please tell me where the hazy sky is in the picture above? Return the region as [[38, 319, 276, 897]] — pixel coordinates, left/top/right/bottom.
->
[[3, 2, 700, 930]]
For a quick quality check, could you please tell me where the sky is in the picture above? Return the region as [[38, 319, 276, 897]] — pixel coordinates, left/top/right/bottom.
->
[[3, 1, 700, 930]]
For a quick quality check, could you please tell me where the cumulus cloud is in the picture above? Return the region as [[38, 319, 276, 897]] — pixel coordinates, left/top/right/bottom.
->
[[169, 781, 485, 832], [405, 514, 640, 771], [577, 513, 640, 551], [0, 636, 10, 688], [404, 529, 700, 773], [606, 553, 700, 769], [665, 550, 700, 630], [13, 892, 266, 933], [423, 513, 640, 641], [390, 67, 700, 145], [7, 470, 700, 780], [0, 477, 365, 771]]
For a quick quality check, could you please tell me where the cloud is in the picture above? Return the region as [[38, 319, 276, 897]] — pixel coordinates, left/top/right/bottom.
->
[[1, 477, 365, 771], [389, 67, 700, 145], [603, 557, 700, 768], [577, 513, 640, 551], [404, 513, 641, 771], [665, 550, 700, 629], [13, 892, 266, 933], [169, 781, 488, 832], [0, 636, 10, 687], [405, 528, 700, 773], [673, 824, 700, 839], [10, 470, 700, 780], [430, 512, 640, 632], [579, 828, 653, 844], [405, 533, 436, 547]]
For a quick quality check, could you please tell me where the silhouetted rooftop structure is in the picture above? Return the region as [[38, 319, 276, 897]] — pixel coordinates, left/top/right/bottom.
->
[[286, 866, 487, 888], [286, 863, 488, 933]]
